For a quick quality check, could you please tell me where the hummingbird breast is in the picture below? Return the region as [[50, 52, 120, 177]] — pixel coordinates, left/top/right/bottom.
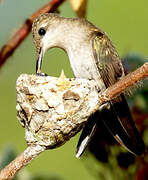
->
[[66, 42, 105, 91]]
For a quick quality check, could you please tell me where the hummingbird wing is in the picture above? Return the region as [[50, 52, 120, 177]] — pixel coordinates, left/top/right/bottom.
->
[[92, 32, 145, 154], [76, 31, 145, 158]]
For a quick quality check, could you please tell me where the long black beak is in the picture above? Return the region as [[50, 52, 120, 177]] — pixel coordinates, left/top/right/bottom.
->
[[36, 47, 43, 75]]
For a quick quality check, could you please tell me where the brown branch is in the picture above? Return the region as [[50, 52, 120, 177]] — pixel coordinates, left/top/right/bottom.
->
[[98, 62, 148, 105], [0, 0, 65, 69], [0, 145, 46, 180], [0, 62, 148, 179]]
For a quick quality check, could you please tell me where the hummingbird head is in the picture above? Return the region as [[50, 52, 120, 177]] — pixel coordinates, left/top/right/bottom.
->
[[32, 13, 62, 74], [32, 13, 95, 75]]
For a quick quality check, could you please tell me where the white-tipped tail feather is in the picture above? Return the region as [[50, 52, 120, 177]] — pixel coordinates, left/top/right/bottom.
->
[[76, 136, 89, 158]]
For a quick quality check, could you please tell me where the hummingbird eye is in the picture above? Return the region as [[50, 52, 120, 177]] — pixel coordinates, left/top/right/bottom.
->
[[38, 28, 46, 36]]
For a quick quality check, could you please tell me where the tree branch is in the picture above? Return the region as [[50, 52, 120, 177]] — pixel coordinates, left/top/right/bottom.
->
[[98, 62, 148, 104], [0, 0, 65, 69], [0, 62, 148, 179], [0, 145, 45, 180]]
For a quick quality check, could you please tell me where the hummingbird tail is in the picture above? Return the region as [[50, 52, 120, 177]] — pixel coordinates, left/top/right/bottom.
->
[[76, 94, 145, 158], [76, 116, 97, 158], [101, 94, 145, 156]]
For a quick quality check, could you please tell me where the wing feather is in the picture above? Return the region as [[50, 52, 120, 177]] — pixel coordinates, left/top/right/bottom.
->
[[92, 32, 124, 87], [91, 31, 145, 155]]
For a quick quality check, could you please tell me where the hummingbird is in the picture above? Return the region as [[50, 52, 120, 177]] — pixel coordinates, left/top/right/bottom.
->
[[32, 13, 145, 158]]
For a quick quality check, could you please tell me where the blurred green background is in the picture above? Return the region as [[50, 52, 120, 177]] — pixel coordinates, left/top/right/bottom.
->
[[0, 0, 148, 179]]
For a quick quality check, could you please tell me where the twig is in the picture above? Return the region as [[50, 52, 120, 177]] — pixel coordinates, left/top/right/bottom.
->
[[98, 62, 148, 105], [0, 62, 148, 179], [0, 145, 46, 180], [0, 0, 65, 69]]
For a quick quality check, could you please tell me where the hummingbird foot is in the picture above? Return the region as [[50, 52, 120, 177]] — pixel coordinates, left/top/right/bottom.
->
[[36, 72, 48, 77]]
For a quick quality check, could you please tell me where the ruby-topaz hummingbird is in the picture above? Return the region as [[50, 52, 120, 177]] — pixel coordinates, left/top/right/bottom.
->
[[32, 13, 145, 158]]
